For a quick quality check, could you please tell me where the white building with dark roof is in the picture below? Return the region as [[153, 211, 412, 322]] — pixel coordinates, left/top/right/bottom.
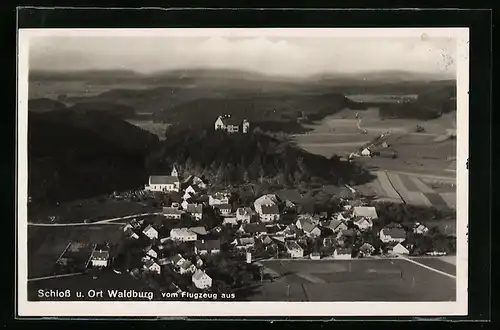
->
[[260, 204, 280, 222], [145, 175, 180, 192], [192, 269, 212, 289], [170, 228, 197, 242]]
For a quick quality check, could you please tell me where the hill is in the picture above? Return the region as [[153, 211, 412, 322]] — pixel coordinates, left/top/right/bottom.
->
[[28, 98, 67, 112], [28, 111, 160, 205], [68, 101, 136, 119], [146, 128, 375, 187]]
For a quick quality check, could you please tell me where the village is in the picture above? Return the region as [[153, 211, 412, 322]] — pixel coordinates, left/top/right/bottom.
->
[[45, 115, 453, 299]]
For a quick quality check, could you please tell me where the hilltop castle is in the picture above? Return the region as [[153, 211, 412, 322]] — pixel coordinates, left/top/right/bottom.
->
[[215, 115, 250, 134]]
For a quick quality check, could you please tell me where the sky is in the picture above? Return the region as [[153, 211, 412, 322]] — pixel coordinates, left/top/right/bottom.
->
[[29, 36, 457, 78]]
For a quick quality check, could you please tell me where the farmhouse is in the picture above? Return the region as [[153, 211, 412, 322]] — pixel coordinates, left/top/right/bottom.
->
[[379, 227, 407, 243], [214, 203, 232, 216], [142, 225, 158, 240], [192, 269, 213, 289], [333, 248, 352, 259], [286, 241, 304, 258], [208, 192, 231, 206], [143, 259, 161, 274], [254, 194, 280, 214], [90, 245, 110, 268], [238, 223, 267, 236], [162, 207, 184, 220], [195, 239, 221, 255], [236, 207, 253, 223], [260, 204, 280, 222], [170, 228, 197, 242], [186, 204, 203, 221], [145, 175, 180, 192], [391, 242, 410, 255]]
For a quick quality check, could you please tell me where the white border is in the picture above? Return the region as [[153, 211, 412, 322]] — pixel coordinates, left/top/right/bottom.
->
[[17, 28, 469, 317]]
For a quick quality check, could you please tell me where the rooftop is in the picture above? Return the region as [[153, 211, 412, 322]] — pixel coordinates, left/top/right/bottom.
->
[[382, 227, 406, 239], [286, 241, 303, 251], [261, 204, 280, 215], [195, 239, 221, 250], [149, 175, 180, 185], [353, 206, 379, 219], [171, 228, 196, 236], [163, 207, 184, 215], [192, 269, 210, 281]]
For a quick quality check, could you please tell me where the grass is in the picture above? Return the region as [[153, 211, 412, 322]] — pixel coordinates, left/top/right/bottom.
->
[[408, 257, 456, 276], [423, 193, 450, 208], [399, 174, 424, 192], [28, 225, 125, 278], [253, 259, 456, 301]]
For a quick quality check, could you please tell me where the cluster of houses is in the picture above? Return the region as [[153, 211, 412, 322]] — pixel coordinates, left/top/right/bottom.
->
[[349, 132, 397, 160]]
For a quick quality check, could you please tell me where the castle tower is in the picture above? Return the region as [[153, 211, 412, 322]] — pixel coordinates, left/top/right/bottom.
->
[[242, 119, 250, 134], [171, 165, 178, 177]]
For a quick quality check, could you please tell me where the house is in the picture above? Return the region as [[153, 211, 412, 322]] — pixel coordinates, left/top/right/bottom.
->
[[236, 207, 253, 223], [296, 218, 321, 238], [322, 236, 337, 247], [285, 241, 304, 258], [195, 239, 221, 255], [214, 203, 232, 216], [146, 247, 158, 259], [323, 219, 348, 233], [178, 260, 196, 274], [130, 219, 141, 229], [381, 141, 389, 148], [379, 227, 406, 243], [361, 148, 371, 157], [123, 223, 133, 232], [223, 217, 238, 226], [142, 225, 159, 240], [392, 242, 410, 255], [182, 191, 193, 201], [162, 207, 184, 220], [192, 269, 213, 289], [353, 206, 378, 220], [333, 248, 352, 259], [355, 218, 373, 231], [413, 223, 429, 235], [260, 204, 280, 222], [185, 185, 203, 196], [189, 226, 208, 236], [171, 254, 186, 267], [143, 259, 161, 274], [186, 204, 203, 221], [310, 252, 321, 260], [238, 223, 267, 236], [232, 237, 256, 250], [254, 194, 280, 214], [265, 224, 286, 235], [208, 192, 231, 206], [158, 257, 170, 266], [90, 245, 110, 267], [359, 243, 375, 257], [170, 228, 197, 242], [145, 175, 180, 192], [124, 228, 139, 240]]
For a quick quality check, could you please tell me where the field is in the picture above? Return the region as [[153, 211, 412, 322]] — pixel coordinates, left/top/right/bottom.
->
[[346, 94, 419, 103], [125, 120, 170, 140], [28, 225, 125, 278], [250, 259, 456, 301], [29, 197, 159, 224], [408, 257, 456, 276]]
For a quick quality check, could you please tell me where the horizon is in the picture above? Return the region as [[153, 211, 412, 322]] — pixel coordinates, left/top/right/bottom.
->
[[29, 36, 457, 79]]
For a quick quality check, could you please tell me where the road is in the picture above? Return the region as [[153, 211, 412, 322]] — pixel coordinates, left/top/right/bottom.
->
[[28, 212, 163, 227]]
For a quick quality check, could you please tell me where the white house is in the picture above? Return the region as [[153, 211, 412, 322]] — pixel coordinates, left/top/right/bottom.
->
[[142, 225, 158, 240], [223, 217, 238, 226], [392, 242, 410, 255], [333, 248, 352, 259], [171, 254, 186, 267], [352, 206, 378, 231], [286, 241, 304, 258], [379, 227, 406, 243], [170, 228, 197, 242], [145, 175, 180, 192], [355, 218, 373, 231], [182, 191, 192, 201], [192, 269, 213, 289], [215, 115, 246, 133], [163, 207, 184, 220], [143, 259, 161, 274], [254, 194, 280, 214], [260, 204, 280, 222], [123, 223, 133, 232], [186, 204, 203, 221], [146, 247, 158, 259], [90, 247, 110, 268], [208, 192, 231, 206], [413, 223, 429, 235], [361, 148, 371, 157], [236, 207, 252, 223], [310, 252, 321, 260], [195, 239, 221, 255], [185, 185, 202, 196]]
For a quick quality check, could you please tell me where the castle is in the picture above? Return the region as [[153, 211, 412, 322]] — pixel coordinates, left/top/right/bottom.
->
[[214, 115, 250, 134]]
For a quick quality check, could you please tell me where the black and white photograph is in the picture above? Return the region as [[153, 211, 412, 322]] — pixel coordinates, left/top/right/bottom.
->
[[17, 28, 469, 317]]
